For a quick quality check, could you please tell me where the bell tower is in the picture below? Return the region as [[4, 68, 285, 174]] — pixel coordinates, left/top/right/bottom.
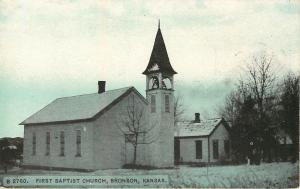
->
[[143, 22, 177, 167]]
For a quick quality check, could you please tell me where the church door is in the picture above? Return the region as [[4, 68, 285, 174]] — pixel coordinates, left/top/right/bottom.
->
[[125, 142, 134, 164], [174, 139, 180, 164]]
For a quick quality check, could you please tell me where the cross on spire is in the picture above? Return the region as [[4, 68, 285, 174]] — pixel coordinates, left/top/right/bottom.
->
[[158, 19, 160, 29]]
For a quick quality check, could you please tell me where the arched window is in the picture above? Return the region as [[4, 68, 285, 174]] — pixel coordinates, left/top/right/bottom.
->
[[149, 76, 159, 89], [162, 77, 172, 89]]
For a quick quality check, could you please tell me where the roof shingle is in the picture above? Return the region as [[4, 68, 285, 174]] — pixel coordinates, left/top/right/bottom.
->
[[21, 87, 134, 125], [175, 118, 223, 137]]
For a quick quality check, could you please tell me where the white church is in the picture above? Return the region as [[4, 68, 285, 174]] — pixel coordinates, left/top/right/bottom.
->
[[21, 24, 230, 171]]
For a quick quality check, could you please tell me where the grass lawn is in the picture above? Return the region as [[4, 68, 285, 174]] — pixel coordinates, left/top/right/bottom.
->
[[0, 162, 298, 187]]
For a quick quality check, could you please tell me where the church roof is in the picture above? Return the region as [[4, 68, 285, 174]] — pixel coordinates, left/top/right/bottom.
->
[[175, 118, 229, 137], [142, 27, 177, 75], [20, 87, 144, 125]]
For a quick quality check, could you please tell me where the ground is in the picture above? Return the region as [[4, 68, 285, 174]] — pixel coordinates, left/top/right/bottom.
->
[[0, 162, 298, 188]]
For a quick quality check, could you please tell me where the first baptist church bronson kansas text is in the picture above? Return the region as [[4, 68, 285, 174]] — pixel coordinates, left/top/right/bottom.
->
[[20, 24, 231, 170]]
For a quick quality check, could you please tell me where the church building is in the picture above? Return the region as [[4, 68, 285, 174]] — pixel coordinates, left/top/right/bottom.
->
[[20, 24, 176, 170], [21, 23, 231, 171]]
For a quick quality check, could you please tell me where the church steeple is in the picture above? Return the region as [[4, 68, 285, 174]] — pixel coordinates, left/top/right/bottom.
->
[[143, 22, 175, 168], [142, 23, 177, 75]]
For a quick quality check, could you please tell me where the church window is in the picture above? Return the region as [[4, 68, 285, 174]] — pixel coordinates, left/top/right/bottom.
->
[[32, 132, 36, 155], [45, 132, 50, 156], [213, 140, 219, 159], [60, 131, 65, 156], [125, 134, 134, 143], [151, 95, 156, 113], [76, 130, 81, 157], [195, 140, 202, 159], [165, 95, 170, 112]]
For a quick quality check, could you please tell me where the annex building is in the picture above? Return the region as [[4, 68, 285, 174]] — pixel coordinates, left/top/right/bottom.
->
[[21, 24, 230, 170], [175, 114, 231, 164]]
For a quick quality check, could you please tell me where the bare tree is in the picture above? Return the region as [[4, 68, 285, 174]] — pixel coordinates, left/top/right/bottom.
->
[[218, 91, 238, 124], [241, 51, 279, 162], [245, 51, 277, 120], [218, 80, 251, 125], [174, 93, 185, 125], [218, 51, 280, 163], [116, 94, 157, 165]]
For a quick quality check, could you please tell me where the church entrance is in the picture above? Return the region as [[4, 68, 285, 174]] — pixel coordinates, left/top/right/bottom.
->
[[125, 142, 134, 164], [174, 138, 180, 165]]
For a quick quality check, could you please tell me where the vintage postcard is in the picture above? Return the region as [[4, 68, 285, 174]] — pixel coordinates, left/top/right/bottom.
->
[[0, 0, 299, 188]]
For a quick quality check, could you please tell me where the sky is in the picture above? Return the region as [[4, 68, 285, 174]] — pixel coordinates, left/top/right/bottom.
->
[[0, 0, 299, 137]]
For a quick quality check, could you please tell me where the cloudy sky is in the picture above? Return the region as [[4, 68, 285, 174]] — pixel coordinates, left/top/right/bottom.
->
[[0, 0, 299, 137]]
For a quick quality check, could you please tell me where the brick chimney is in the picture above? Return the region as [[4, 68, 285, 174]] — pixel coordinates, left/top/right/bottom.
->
[[98, 81, 106, 94], [194, 113, 200, 123]]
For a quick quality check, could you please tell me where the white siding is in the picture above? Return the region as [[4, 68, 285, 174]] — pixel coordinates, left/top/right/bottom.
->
[[23, 121, 94, 170], [93, 91, 148, 169], [146, 89, 174, 167], [209, 123, 230, 163], [179, 137, 209, 163], [177, 122, 230, 163], [23, 91, 149, 170]]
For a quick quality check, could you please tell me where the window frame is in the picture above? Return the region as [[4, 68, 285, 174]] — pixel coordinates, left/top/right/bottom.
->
[[32, 132, 36, 156], [125, 133, 135, 143], [45, 132, 50, 156], [195, 140, 202, 159], [60, 131, 65, 156], [150, 95, 156, 113], [75, 130, 81, 157], [165, 95, 170, 113]]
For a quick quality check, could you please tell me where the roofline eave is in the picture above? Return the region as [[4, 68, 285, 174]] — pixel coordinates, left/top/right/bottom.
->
[[20, 87, 148, 126], [175, 135, 209, 139], [142, 69, 177, 75], [20, 117, 93, 126]]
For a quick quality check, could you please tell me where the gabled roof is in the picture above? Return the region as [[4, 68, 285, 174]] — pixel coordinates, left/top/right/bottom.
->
[[20, 87, 146, 125], [142, 27, 177, 75], [175, 118, 230, 138]]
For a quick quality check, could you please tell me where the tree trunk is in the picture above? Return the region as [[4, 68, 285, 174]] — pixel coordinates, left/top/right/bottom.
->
[[133, 145, 137, 165]]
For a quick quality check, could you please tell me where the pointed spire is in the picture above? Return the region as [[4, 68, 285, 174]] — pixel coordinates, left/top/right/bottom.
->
[[142, 22, 177, 75]]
